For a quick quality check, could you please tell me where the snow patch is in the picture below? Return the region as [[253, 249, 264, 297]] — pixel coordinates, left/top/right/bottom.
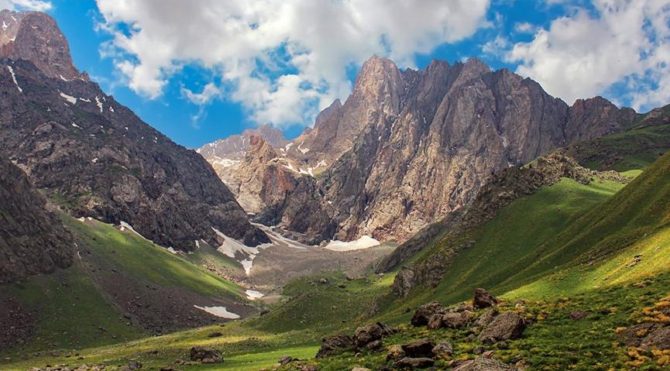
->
[[2, 21, 7, 30], [79, 97, 91, 103], [212, 228, 272, 275], [284, 142, 294, 151], [60, 92, 77, 104], [71, 122, 81, 129], [315, 160, 327, 168], [91, 157, 98, 163], [119, 221, 150, 242], [212, 158, 240, 168], [297, 141, 310, 154], [59, 74, 69, 81], [95, 96, 103, 113], [501, 135, 509, 149], [324, 236, 380, 252], [166, 247, 178, 255], [193, 305, 240, 319], [6, 66, 22, 93], [245, 290, 264, 300], [109, 106, 115, 112]]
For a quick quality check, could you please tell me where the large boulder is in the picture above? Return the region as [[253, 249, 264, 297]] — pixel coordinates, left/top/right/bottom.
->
[[392, 267, 416, 297], [189, 347, 223, 364], [478, 312, 526, 344], [411, 302, 445, 327], [401, 339, 435, 358], [473, 288, 498, 309], [353, 322, 395, 349], [316, 334, 354, 358], [617, 323, 659, 347], [453, 356, 512, 370]]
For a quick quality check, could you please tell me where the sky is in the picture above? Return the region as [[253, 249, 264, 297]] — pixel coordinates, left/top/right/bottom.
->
[[2, 0, 670, 149]]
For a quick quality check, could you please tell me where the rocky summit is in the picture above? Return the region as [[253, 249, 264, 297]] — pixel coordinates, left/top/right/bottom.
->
[[0, 10, 267, 251], [204, 56, 637, 245]]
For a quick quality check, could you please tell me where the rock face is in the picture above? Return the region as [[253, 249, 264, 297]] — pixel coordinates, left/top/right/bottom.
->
[[0, 157, 74, 283], [0, 11, 268, 251], [209, 56, 636, 245], [0, 10, 84, 81]]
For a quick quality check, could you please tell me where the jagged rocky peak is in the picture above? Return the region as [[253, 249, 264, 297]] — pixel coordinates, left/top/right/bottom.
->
[[0, 9, 85, 81], [0, 11, 269, 251], [198, 123, 287, 160]]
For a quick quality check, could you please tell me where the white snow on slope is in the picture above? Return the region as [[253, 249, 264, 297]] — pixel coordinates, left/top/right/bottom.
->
[[193, 305, 240, 319], [119, 221, 152, 242], [245, 290, 264, 300], [95, 96, 103, 112], [6, 66, 21, 93], [60, 92, 77, 104], [324, 236, 380, 252], [212, 228, 272, 275]]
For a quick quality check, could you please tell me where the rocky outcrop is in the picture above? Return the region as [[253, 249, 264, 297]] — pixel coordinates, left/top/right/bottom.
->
[[0, 10, 85, 81], [473, 288, 498, 309], [224, 56, 636, 246], [380, 152, 630, 289], [0, 157, 74, 283], [0, 12, 268, 251]]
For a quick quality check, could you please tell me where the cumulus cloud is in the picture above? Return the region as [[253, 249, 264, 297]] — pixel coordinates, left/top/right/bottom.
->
[[0, 0, 51, 11], [95, 0, 490, 127], [507, 0, 670, 110]]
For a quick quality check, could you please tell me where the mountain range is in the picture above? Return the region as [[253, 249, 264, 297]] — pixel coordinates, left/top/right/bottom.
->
[[1, 8, 669, 371]]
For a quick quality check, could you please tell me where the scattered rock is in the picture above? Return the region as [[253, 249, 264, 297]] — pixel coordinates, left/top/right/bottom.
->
[[279, 356, 295, 365], [394, 357, 435, 369], [473, 288, 498, 309], [453, 356, 512, 370], [189, 346, 223, 364], [479, 312, 526, 344], [316, 334, 354, 358], [401, 339, 435, 358], [432, 342, 453, 360], [569, 311, 589, 320], [319, 278, 329, 284], [641, 326, 670, 350], [617, 323, 659, 347], [411, 302, 445, 327], [441, 311, 474, 329]]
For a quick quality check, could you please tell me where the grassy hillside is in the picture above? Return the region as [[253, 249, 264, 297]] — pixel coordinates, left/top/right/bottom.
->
[[567, 119, 670, 172], [0, 216, 254, 363]]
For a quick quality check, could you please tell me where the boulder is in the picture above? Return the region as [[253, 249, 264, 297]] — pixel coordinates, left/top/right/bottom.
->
[[473, 288, 498, 309], [411, 302, 445, 327], [392, 267, 415, 297], [474, 308, 499, 329], [641, 326, 670, 350], [394, 357, 435, 369], [478, 312, 526, 344], [453, 356, 512, 370], [401, 339, 435, 358], [442, 311, 474, 329], [432, 342, 453, 360], [316, 334, 354, 358], [353, 322, 395, 348], [189, 347, 223, 364]]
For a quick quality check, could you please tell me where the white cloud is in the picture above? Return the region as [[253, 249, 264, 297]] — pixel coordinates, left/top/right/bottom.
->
[[95, 0, 490, 127], [513, 22, 536, 33], [507, 0, 670, 110], [481, 35, 509, 56], [0, 0, 51, 11]]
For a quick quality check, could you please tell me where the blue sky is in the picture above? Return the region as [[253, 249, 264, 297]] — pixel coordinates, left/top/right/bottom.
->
[[10, 0, 669, 148]]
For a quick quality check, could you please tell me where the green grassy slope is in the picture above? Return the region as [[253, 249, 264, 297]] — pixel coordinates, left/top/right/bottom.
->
[[0, 217, 252, 362], [567, 120, 670, 172]]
